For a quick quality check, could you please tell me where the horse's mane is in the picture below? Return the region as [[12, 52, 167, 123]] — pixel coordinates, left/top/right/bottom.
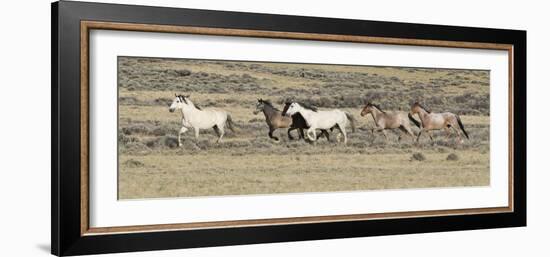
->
[[282, 102, 291, 115], [415, 102, 431, 113], [260, 99, 279, 111], [177, 94, 202, 110], [368, 103, 386, 114]]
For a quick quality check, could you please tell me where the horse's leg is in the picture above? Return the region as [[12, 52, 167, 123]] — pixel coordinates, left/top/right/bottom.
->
[[373, 127, 386, 142], [373, 127, 381, 135], [444, 126, 452, 141], [334, 124, 346, 144], [306, 128, 316, 142], [416, 129, 424, 142], [194, 127, 200, 140], [316, 129, 327, 140], [178, 126, 189, 147], [450, 124, 463, 143], [381, 129, 388, 142], [427, 130, 434, 142], [287, 127, 295, 140], [212, 125, 220, 142], [339, 124, 348, 145], [417, 129, 434, 143], [213, 125, 221, 137], [318, 129, 330, 141], [298, 128, 305, 140], [268, 127, 279, 141], [404, 125, 416, 141], [216, 126, 225, 143], [398, 126, 408, 142]]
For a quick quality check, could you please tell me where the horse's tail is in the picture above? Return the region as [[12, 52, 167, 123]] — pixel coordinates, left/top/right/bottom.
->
[[226, 113, 236, 133], [455, 115, 469, 139], [345, 112, 356, 133], [408, 113, 421, 128]]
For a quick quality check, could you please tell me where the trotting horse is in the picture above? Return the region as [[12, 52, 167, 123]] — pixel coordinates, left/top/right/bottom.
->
[[253, 99, 329, 141], [283, 102, 355, 144], [169, 94, 235, 146], [360, 102, 416, 142], [409, 102, 469, 143]]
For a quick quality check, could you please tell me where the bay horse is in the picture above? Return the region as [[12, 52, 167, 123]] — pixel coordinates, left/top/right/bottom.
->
[[283, 102, 356, 144], [253, 99, 329, 141], [409, 102, 469, 143], [360, 103, 416, 141], [169, 94, 235, 146]]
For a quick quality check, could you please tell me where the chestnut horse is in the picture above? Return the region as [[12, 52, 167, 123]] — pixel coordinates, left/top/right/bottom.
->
[[360, 103, 416, 142], [409, 102, 469, 143]]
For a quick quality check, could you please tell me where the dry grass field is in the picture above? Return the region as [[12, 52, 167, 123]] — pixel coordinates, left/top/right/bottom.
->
[[117, 57, 490, 199]]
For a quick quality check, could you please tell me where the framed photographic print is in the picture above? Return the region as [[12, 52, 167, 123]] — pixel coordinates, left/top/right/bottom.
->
[[51, 1, 526, 256]]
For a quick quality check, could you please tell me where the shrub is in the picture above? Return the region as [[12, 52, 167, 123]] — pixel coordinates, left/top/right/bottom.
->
[[153, 98, 172, 106], [121, 124, 149, 135], [118, 133, 139, 145], [163, 136, 179, 149], [248, 118, 264, 123], [123, 159, 144, 168], [446, 153, 459, 161], [145, 138, 160, 148], [411, 152, 426, 161], [175, 69, 191, 76]]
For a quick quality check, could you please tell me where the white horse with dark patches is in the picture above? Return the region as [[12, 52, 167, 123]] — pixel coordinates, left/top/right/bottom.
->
[[409, 102, 469, 143], [282, 102, 355, 144], [169, 94, 235, 146]]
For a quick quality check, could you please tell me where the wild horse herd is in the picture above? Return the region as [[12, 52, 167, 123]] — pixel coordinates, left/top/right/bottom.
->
[[169, 94, 470, 147]]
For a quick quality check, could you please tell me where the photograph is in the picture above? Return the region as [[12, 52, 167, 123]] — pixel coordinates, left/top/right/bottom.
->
[[46, 1, 529, 255], [117, 56, 490, 199]]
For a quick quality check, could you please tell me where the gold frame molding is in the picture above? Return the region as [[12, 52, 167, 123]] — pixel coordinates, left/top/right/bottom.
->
[[80, 20, 514, 236]]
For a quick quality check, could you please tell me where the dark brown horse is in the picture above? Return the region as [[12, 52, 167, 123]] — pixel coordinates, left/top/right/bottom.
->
[[253, 99, 329, 141]]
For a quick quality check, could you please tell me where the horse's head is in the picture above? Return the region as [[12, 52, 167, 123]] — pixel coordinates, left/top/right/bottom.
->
[[361, 103, 374, 116], [362, 103, 385, 116], [169, 94, 190, 112], [253, 99, 265, 115], [282, 102, 300, 116], [410, 102, 420, 115], [410, 102, 428, 115], [281, 102, 291, 116]]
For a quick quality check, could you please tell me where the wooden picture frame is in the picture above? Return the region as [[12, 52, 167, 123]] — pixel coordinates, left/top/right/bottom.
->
[[52, 1, 526, 256]]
